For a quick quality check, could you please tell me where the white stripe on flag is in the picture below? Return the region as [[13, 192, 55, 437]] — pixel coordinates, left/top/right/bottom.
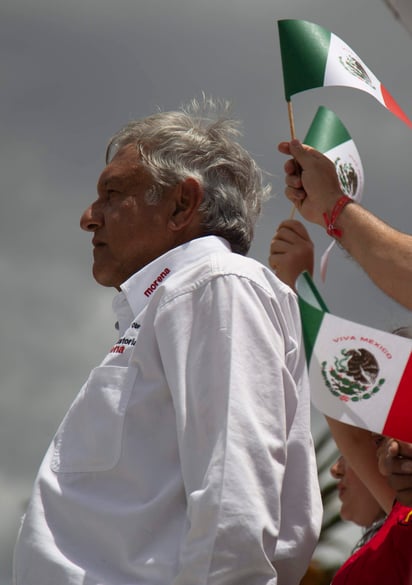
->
[[324, 139, 364, 201], [296, 271, 328, 312], [309, 312, 412, 434], [325, 33, 385, 105]]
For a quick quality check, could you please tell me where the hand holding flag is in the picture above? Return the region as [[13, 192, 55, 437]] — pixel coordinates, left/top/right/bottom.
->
[[303, 106, 364, 280]]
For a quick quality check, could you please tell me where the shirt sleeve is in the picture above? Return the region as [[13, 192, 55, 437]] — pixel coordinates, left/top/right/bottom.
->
[[155, 272, 312, 585]]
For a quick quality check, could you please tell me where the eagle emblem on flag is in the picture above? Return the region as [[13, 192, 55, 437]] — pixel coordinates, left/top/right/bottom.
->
[[338, 52, 376, 89], [334, 157, 359, 197], [321, 347, 386, 402]]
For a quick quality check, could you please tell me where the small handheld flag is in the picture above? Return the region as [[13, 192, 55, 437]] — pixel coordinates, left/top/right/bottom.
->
[[297, 271, 412, 442], [304, 106, 364, 201], [303, 106, 364, 280], [278, 19, 412, 129]]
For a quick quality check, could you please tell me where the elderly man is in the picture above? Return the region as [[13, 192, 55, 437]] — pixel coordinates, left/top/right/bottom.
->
[[14, 100, 321, 585]]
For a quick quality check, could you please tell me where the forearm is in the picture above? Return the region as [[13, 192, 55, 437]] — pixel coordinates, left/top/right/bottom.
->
[[326, 416, 395, 514], [336, 204, 412, 309]]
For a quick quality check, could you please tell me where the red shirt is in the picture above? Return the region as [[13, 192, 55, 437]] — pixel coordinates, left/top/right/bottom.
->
[[332, 502, 412, 584]]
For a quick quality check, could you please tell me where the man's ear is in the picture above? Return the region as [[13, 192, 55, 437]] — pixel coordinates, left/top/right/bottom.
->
[[169, 178, 203, 231]]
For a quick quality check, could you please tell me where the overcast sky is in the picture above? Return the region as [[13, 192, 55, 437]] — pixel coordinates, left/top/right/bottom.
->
[[1, 0, 412, 581]]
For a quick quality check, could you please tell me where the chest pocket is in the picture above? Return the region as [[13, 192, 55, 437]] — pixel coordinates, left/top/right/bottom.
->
[[51, 365, 136, 473]]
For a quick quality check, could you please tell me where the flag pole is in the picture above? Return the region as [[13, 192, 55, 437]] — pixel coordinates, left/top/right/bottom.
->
[[287, 100, 297, 219], [287, 100, 297, 139]]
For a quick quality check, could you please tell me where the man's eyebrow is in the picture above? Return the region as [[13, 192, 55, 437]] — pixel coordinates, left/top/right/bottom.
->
[[98, 174, 123, 189]]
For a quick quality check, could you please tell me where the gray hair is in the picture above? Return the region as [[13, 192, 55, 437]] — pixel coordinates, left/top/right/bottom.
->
[[106, 97, 270, 255]]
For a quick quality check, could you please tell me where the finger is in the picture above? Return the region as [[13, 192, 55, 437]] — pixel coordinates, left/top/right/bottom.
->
[[285, 173, 304, 190], [270, 239, 290, 255], [275, 219, 306, 234], [272, 225, 306, 247], [279, 220, 311, 241], [397, 440, 412, 458], [284, 158, 299, 176], [399, 459, 412, 473], [278, 141, 292, 155], [379, 439, 412, 475], [289, 139, 318, 163], [285, 185, 306, 206], [384, 457, 412, 474], [387, 439, 401, 457]]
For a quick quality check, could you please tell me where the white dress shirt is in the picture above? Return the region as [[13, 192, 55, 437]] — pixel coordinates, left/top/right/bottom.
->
[[14, 236, 322, 585]]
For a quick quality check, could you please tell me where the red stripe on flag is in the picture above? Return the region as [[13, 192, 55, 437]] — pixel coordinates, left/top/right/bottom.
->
[[382, 352, 412, 441], [381, 85, 412, 129]]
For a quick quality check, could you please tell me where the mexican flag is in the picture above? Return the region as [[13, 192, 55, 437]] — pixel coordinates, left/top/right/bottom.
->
[[304, 106, 364, 280], [304, 106, 364, 201], [297, 271, 412, 442], [278, 19, 412, 129]]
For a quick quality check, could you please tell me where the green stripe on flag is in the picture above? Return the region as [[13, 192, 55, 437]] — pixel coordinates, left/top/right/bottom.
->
[[304, 106, 351, 153], [278, 20, 331, 101], [296, 271, 329, 312], [296, 272, 329, 364]]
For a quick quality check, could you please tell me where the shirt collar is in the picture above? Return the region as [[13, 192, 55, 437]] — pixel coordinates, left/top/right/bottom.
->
[[112, 236, 231, 322]]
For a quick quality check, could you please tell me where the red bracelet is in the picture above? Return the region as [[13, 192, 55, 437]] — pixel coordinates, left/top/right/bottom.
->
[[322, 195, 353, 238]]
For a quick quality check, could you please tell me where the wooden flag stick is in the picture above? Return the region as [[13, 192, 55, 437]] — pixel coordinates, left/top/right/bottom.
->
[[287, 101, 297, 140], [287, 101, 297, 219]]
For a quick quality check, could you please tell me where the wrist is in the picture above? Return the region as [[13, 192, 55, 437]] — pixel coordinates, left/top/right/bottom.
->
[[322, 195, 354, 238]]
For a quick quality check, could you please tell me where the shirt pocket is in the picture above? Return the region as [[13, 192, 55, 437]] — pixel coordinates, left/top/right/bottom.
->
[[50, 365, 136, 473]]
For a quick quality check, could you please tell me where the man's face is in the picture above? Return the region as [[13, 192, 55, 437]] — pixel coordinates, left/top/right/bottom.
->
[[80, 144, 176, 289]]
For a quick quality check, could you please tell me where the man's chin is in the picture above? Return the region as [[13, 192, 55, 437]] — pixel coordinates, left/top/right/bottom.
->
[[92, 267, 120, 289]]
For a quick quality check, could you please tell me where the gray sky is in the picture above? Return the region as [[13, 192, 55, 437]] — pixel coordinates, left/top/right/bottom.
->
[[1, 0, 412, 581]]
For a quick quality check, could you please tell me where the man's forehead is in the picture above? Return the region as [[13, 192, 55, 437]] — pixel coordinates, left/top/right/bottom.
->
[[98, 144, 148, 185], [107, 143, 141, 168]]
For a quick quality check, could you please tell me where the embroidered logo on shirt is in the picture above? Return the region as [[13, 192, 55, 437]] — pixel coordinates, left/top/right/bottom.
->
[[144, 267, 171, 297], [109, 336, 137, 354], [401, 510, 412, 525]]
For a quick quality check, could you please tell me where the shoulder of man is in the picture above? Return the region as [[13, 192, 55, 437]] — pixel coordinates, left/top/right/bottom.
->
[[162, 248, 295, 303]]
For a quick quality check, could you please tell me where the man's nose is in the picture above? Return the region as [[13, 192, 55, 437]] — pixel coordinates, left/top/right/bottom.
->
[[80, 201, 103, 232]]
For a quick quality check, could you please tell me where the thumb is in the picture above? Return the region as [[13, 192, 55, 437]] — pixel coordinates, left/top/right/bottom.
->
[[289, 139, 308, 163], [290, 139, 329, 167]]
